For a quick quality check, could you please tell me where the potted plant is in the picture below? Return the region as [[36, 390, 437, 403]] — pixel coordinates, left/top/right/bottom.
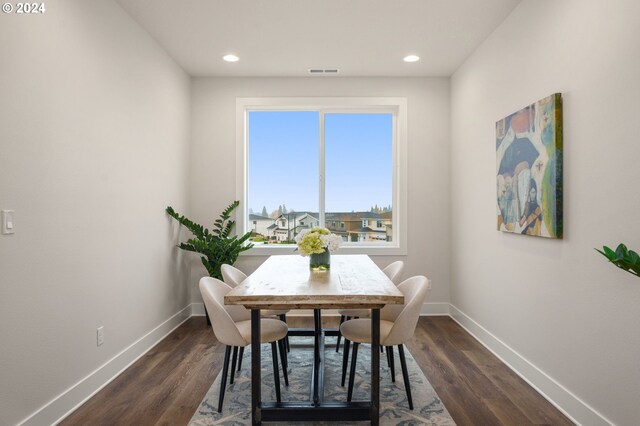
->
[[595, 243, 640, 278], [167, 201, 254, 323]]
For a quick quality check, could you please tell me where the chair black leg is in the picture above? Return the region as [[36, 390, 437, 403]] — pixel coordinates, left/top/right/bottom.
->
[[230, 346, 238, 384], [280, 314, 290, 352], [278, 338, 288, 369], [218, 345, 231, 412], [388, 346, 395, 382], [237, 346, 244, 372], [347, 342, 359, 401], [335, 315, 345, 352], [271, 341, 282, 402], [278, 338, 289, 386], [341, 338, 351, 386], [386, 345, 391, 368], [398, 344, 413, 410], [204, 304, 211, 326]]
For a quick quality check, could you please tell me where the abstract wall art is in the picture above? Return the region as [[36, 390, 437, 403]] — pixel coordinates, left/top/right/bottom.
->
[[496, 93, 563, 238]]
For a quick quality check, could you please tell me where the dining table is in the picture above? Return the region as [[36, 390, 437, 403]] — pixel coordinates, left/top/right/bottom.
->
[[224, 254, 404, 425]]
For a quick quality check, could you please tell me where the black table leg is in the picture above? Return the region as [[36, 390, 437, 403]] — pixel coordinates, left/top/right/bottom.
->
[[371, 308, 380, 426], [250, 307, 376, 423], [310, 309, 323, 406], [251, 309, 261, 425]]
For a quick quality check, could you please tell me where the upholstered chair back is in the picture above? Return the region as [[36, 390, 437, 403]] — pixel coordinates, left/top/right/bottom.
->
[[382, 276, 429, 346], [199, 277, 250, 347], [221, 264, 248, 288], [382, 260, 404, 285]]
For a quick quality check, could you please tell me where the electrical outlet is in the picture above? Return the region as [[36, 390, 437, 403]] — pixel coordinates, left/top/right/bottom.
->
[[97, 326, 104, 346], [427, 279, 432, 290]]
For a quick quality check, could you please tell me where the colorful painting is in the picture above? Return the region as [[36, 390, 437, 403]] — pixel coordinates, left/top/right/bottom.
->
[[496, 93, 563, 238]]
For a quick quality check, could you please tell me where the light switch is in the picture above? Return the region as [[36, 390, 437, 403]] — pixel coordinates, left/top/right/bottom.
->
[[2, 210, 15, 235]]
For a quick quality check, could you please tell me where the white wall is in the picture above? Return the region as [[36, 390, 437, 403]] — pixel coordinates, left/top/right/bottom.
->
[[189, 77, 450, 311], [0, 2, 191, 425], [451, 0, 640, 424]]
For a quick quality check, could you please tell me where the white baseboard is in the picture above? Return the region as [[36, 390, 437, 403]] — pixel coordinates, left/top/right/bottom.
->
[[192, 302, 449, 317], [18, 305, 193, 426], [191, 301, 206, 316], [449, 304, 613, 426], [420, 302, 450, 316]]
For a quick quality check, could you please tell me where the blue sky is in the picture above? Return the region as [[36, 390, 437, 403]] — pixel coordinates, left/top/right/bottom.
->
[[248, 111, 392, 215]]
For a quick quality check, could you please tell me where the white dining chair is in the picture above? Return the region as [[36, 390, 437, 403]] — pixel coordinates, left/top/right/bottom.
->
[[199, 277, 289, 412], [339, 275, 429, 410], [221, 264, 292, 356], [335, 260, 404, 352]]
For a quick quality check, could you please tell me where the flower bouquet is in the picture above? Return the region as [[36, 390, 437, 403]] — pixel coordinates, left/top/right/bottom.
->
[[295, 227, 342, 270]]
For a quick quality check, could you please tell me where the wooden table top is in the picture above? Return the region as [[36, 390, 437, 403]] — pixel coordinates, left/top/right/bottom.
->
[[225, 254, 404, 310]]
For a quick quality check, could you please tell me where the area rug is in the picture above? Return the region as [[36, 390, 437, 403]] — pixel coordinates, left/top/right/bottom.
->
[[189, 337, 456, 425]]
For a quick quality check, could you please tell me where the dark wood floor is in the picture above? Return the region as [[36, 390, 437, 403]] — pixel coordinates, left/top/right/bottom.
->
[[61, 316, 573, 426]]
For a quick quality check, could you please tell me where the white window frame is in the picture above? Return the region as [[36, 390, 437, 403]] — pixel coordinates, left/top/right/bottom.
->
[[236, 97, 408, 255]]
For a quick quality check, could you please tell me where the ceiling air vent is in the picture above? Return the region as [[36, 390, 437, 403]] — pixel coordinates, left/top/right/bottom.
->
[[308, 68, 340, 75]]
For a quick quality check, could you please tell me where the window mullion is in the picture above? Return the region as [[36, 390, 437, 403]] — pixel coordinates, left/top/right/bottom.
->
[[319, 110, 325, 227]]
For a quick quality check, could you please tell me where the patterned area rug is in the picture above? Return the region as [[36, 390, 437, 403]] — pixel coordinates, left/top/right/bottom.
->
[[189, 337, 455, 425]]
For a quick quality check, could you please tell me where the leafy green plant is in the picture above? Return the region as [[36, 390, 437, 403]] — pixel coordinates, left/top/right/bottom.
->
[[166, 201, 254, 279], [596, 243, 640, 278]]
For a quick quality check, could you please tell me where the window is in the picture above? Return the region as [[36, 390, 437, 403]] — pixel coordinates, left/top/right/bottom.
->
[[237, 97, 407, 255]]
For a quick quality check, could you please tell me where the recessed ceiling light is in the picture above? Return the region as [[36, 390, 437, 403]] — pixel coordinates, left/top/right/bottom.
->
[[223, 54, 239, 62], [403, 55, 420, 63]]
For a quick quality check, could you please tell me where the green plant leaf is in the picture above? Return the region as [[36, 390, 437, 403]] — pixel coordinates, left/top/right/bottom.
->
[[603, 246, 616, 260], [597, 243, 640, 279], [167, 201, 252, 279]]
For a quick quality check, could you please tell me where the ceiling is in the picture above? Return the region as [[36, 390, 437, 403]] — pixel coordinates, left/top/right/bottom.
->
[[115, 0, 522, 77]]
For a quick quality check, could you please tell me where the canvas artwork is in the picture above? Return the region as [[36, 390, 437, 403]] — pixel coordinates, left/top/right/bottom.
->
[[496, 93, 563, 238]]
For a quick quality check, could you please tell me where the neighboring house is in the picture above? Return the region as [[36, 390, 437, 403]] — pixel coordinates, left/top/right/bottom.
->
[[248, 214, 274, 237], [268, 212, 319, 241], [325, 211, 393, 242], [357, 212, 390, 242], [325, 212, 359, 241], [259, 210, 392, 242]]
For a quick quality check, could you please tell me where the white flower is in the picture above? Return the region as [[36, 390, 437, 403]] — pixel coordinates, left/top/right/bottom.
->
[[321, 233, 343, 253], [295, 227, 342, 255]]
